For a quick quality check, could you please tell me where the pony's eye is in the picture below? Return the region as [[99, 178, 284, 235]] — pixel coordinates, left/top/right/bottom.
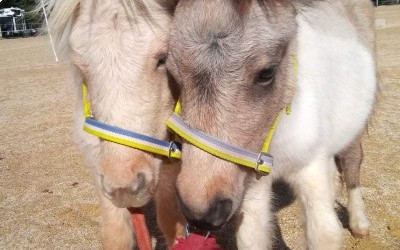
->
[[256, 65, 278, 86], [157, 54, 167, 68]]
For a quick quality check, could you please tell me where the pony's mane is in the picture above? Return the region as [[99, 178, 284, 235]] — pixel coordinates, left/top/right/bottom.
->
[[34, 0, 79, 57], [35, 0, 169, 58]]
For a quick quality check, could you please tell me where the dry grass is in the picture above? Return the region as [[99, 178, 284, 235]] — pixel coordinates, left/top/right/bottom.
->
[[0, 5, 399, 250]]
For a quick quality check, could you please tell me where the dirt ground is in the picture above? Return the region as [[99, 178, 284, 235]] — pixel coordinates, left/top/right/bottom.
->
[[0, 5, 399, 250]]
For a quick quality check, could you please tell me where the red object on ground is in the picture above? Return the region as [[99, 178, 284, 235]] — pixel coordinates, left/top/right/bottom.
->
[[128, 207, 152, 250], [173, 233, 222, 250]]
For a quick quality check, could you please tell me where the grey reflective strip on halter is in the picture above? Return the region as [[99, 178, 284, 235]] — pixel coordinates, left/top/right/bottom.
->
[[166, 113, 273, 174]]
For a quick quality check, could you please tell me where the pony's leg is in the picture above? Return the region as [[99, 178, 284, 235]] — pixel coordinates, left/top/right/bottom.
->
[[98, 188, 135, 250], [154, 163, 186, 248], [337, 140, 370, 238], [236, 177, 274, 250], [294, 155, 343, 250]]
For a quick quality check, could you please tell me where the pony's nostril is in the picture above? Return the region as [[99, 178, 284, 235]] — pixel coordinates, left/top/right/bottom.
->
[[131, 172, 146, 194], [100, 174, 115, 199], [98, 172, 153, 208], [177, 192, 232, 231], [206, 198, 232, 227], [177, 191, 196, 220]]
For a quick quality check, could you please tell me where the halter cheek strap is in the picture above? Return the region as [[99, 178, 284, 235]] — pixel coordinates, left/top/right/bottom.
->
[[82, 84, 182, 159], [166, 101, 290, 175]]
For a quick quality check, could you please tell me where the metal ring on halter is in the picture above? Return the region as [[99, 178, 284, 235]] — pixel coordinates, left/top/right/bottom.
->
[[185, 223, 191, 237], [185, 223, 211, 238], [255, 152, 270, 176], [168, 141, 177, 159]]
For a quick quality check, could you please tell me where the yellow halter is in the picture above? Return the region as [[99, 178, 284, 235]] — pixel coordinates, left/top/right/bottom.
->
[[82, 83, 182, 159]]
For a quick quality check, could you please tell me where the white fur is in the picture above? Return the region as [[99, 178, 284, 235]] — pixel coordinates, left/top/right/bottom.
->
[[347, 187, 370, 237], [273, 10, 376, 167], [264, 1, 376, 248], [292, 155, 343, 249], [236, 177, 274, 250]]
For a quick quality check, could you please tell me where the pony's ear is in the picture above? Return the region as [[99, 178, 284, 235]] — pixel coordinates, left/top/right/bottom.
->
[[157, 0, 179, 14]]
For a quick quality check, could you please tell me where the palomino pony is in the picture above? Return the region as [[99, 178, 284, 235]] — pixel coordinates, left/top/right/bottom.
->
[[166, 0, 376, 249], [41, 0, 184, 248]]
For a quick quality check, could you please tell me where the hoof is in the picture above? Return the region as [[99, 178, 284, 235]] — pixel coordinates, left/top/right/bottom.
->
[[351, 227, 369, 238]]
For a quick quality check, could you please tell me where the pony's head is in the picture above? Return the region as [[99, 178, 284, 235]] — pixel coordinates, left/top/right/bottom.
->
[[45, 0, 178, 207], [167, 0, 297, 230]]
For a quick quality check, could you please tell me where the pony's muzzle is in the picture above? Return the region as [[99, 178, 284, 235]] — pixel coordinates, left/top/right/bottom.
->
[[177, 193, 232, 231], [100, 173, 153, 207]]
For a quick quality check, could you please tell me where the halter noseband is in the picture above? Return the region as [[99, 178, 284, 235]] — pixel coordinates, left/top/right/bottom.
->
[[166, 100, 290, 175], [82, 83, 181, 159]]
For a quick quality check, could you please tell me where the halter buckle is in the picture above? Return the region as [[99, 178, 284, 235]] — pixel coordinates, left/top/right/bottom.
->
[[255, 152, 271, 176], [168, 141, 178, 159]]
